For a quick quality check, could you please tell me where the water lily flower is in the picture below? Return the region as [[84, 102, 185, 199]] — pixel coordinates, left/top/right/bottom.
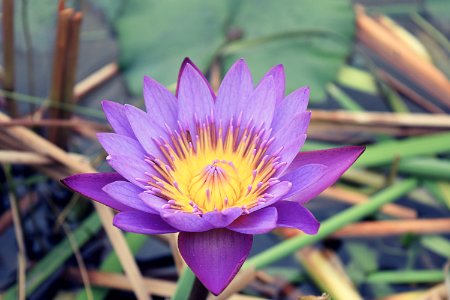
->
[[62, 58, 364, 295]]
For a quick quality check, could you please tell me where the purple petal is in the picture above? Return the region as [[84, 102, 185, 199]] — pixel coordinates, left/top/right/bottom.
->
[[202, 207, 243, 228], [274, 201, 319, 234], [176, 58, 215, 99], [227, 207, 278, 234], [113, 211, 177, 234], [161, 210, 213, 232], [143, 76, 178, 129], [61, 173, 131, 211], [102, 181, 155, 214], [250, 181, 292, 212], [281, 164, 328, 202], [106, 155, 153, 188], [101, 100, 135, 138], [178, 229, 252, 295], [177, 63, 214, 134], [241, 75, 277, 129], [215, 59, 253, 123], [271, 87, 309, 133], [268, 112, 311, 172], [283, 146, 366, 203], [139, 192, 168, 212], [124, 104, 167, 159], [260, 64, 285, 102], [97, 133, 146, 159]]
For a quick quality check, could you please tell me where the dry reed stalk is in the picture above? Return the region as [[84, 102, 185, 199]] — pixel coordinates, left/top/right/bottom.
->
[[321, 186, 417, 219], [2, 0, 18, 117], [297, 247, 363, 300], [65, 268, 176, 298], [311, 110, 450, 129], [355, 6, 450, 109], [308, 123, 439, 139], [0, 150, 52, 165], [74, 63, 119, 101], [331, 218, 450, 238], [0, 111, 149, 300], [56, 12, 83, 147], [377, 70, 446, 114], [0, 118, 109, 131], [48, 8, 73, 144]]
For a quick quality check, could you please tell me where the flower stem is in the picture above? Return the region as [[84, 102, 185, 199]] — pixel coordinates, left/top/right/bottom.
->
[[173, 267, 196, 300], [366, 270, 444, 284], [245, 178, 418, 270]]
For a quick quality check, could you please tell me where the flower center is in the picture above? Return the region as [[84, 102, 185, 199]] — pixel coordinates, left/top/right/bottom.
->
[[144, 117, 282, 213]]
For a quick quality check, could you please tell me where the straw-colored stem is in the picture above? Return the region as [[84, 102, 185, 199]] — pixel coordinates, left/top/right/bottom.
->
[[297, 247, 363, 300]]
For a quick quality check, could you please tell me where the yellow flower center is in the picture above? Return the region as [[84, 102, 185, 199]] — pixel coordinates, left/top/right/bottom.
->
[[146, 118, 280, 213]]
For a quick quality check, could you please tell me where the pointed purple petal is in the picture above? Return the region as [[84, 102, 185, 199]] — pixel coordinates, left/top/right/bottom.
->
[[178, 63, 214, 131], [161, 211, 213, 232], [143, 76, 178, 129], [101, 100, 135, 138], [176, 58, 215, 99], [281, 164, 328, 202], [268, 112, 311, 172], [139, 192, 168, 212], [274, 201, 319, 234], [102, 181, 155, 214], [62, 173, 131, 211], [227, 207, 278, 234], [124, 104, 166, 159], [241, 75, 277, 129], [202, 207, 243, 228], [215, 59, 253, 123], [113, 211, 177, 234], [178, 229, 252, 295], [250, 181, 292, 212], [283, 146, 366, 203], [106, 155, 154, 188], [260, 64, 285, 102], [271, 87, 309, 133], [97, 133, 146, 159]]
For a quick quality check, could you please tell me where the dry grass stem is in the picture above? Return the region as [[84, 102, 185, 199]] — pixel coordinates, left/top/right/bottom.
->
[[74, 63, 119, 100], [355, 6, 450, 109], [332, 218, 450, 238]]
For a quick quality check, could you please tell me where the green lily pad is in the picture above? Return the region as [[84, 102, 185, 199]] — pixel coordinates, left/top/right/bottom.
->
[[109, 0, 354, 101]]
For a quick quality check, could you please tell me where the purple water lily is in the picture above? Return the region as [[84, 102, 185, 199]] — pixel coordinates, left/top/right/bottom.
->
[[62, 58, 364, 295]]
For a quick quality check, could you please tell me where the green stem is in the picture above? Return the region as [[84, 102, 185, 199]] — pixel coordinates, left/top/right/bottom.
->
[[398, 158, 450, 181], [173, 267, 196, 300], [326, 83, 364, 112], [366, 270, 444, 284], [245, 179, 418, 270], [355, 132, 450, 167]]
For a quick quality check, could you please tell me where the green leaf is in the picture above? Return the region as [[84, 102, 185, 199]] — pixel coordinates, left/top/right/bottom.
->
[[109, 0, 354, 101], [112, 0, 229, 94], [223, 0, 354, 101]]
